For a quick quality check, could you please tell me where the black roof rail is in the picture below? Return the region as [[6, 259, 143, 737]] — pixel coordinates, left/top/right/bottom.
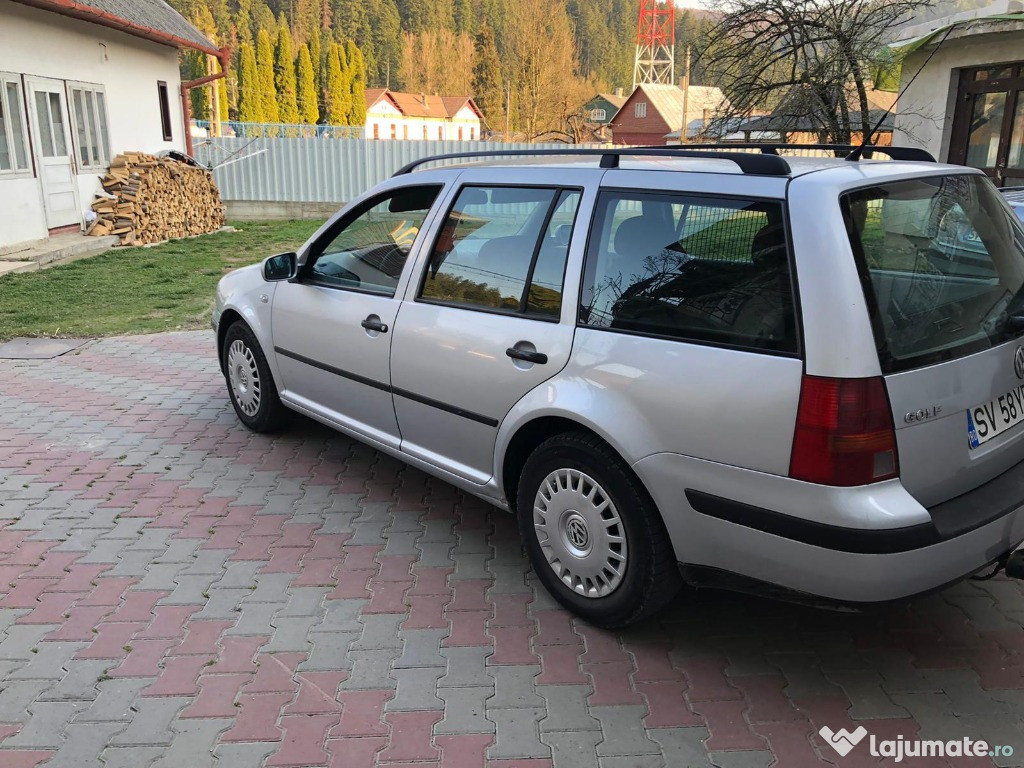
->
[[392, 148, 792, 177], [634, 142, 936, 162]]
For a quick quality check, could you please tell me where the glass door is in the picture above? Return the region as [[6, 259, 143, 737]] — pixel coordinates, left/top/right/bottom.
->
[[950, 64, 1024, 187]]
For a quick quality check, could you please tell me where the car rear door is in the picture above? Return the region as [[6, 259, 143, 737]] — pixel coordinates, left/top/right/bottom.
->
[[388, 168, 599, 484], [271, 183, 445, 449], [841, 173, 1024, 508]]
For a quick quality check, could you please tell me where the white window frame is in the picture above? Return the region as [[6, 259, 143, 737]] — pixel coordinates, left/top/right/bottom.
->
[[0, 72, 32, 177], [590, 108, 607, 122], [67, 80, 110, 173], [634, 102, 647, 118]]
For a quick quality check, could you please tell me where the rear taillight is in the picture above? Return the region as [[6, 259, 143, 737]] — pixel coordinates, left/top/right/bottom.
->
[[789, 375, 899, 486]]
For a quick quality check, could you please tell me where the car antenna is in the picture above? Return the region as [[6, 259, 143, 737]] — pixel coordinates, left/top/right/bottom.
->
[[847, 24, 956, 162]]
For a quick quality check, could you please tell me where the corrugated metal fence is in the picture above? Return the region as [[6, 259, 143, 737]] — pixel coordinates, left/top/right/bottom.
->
[[193, 137, 605, 204]]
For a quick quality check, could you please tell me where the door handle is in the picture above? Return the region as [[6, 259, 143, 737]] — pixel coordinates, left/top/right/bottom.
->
[[506, 347, 548, 365], [361, 317, 389, 333]]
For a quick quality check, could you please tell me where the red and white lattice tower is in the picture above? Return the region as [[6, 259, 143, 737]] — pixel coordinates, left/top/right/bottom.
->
[[633, 0, 676, 89]]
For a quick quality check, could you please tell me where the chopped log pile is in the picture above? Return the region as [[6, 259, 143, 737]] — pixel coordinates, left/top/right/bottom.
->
[[86, 152, 225, 246]]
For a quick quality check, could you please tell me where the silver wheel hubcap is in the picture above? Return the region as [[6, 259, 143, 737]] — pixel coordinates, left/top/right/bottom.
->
[[533, 468, 627, 598], [227, 339, 261, 417]]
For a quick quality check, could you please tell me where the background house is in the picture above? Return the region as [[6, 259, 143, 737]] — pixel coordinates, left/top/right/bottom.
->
[[1, 0, 218, 250], [610, 83, 728, 145], [583, 90, 627, 141], [364, 89, 482, 141], [891, 1, 1024, 187]]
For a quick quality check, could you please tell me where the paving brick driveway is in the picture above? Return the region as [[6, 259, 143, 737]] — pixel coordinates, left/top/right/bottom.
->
[[1, 331, 1024, 768]]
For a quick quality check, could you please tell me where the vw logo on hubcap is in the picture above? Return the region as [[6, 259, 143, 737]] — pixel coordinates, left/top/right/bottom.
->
[[565, 515, 590, 551], [1014, 346, 1024, 380]]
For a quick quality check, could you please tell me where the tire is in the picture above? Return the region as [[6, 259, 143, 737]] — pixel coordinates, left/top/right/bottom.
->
[[516, 431, 682, 628], [221, 321, 290, 432]]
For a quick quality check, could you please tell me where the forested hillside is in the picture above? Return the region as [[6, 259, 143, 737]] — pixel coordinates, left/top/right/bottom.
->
[[169, 0, 712, 138]]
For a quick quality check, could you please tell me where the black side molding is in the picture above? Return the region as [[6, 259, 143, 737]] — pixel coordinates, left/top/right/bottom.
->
[[685, 489, 942, 554]]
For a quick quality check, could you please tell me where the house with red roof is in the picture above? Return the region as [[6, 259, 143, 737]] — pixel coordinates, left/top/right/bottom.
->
[[1, 0, 221, 250], [364, 89, 483, 142]]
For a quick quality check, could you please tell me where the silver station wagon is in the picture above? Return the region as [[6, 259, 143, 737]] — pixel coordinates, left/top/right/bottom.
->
[[214, 146, 1024, 627]]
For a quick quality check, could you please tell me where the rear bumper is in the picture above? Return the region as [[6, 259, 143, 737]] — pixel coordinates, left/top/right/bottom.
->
[[634, 452, 1024, 603]]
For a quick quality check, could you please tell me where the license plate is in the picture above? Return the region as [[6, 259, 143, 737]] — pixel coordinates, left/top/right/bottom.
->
[[967, 384, 1024, 448]]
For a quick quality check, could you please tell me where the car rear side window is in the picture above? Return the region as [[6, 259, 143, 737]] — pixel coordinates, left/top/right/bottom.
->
[[842, 175, 1024, 372], [579, 191, 797, 353], [420, 186, 580, 317]]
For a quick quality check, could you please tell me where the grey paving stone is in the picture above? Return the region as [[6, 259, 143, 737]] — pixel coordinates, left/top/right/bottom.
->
[[104, 549, 159, 577], [124, 528, 175, 552], [435, 686, 495, 734], [439, 646, 492, 688], [99, 745, 164, 768], [765, 652, 842, 698], [191, 587, 249, 621], [78, 538, 132, 564], [0, 608, 28, 635], [591, 705, 660, 756], [4, 701, 86, 748], [825, 669, 910, 719], [350, 614, 404, 651], [415, 540, 455, 568], [599, 756, 665, 768], [386, 667, 445, 711], [6, 641, 87, 681], [0, 624, 60, 661], [224, 602, 280, 636], [538, 685, 600, 732], [76, 677, 153, 721], [263, 615, 318, 653], [46, 721, 127, 768], [134, 564, 190, 592], [148, 717, 232, 768], [488, 707, 549, 760], [339, 649, 398, 689], [277, 586, 330, 617], [213, 561, 262, 590], [163, 573, 219, 605], [40, 659, 111, 702], [182, 549, 232, 576], [451, 553, 490, 580], [154, 538, 203, 564], [0, 679, 54, 722], [541, 729, 603, 768], [243, 573, 294, 605], [394, 628, 448, 669], [315, 599, 365, 634], [109, 696, 191, 746], [300, 631, 359, 672], [649, 727, 714, 768], [214, 741, 279, 768], [489, 665, 544, 709], [347, 520, 388, 546], [381, 529, 420, 556]]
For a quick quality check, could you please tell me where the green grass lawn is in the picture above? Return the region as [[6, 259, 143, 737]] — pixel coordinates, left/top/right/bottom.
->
[[0, 220, 320, 341]]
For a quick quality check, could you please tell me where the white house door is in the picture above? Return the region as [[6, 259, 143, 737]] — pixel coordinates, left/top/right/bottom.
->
[[25, 77, 79, 229]]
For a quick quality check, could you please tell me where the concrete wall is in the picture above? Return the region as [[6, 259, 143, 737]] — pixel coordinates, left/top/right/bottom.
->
[[225, 200, 342, 221], [0, 3, 186, 248], [893, 24, 1024, 161]]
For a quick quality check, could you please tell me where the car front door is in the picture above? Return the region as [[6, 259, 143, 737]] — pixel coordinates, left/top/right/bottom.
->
[[389, 176, 591, 483], [271, 183, 443, 449]]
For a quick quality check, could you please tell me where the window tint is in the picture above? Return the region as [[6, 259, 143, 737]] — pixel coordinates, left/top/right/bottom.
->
[[580, 191, 796, 352], [308, 185, 441, 296], [843, 175, 1024, 372], [421, 186, 579, 316]]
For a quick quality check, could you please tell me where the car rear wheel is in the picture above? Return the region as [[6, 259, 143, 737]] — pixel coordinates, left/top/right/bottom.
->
[[516, 431, 681, 627], [222, 321, 289, 432]]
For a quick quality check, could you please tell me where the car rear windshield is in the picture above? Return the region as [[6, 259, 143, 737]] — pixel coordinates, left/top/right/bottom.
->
[[842, 174, 1024, 373]]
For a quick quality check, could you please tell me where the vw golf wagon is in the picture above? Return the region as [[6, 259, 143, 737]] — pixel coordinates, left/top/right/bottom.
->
[[214, 146, 1024, 626]]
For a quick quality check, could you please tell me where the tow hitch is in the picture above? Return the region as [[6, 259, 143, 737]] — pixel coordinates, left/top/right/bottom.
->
[[972, 550, 1024, 581]]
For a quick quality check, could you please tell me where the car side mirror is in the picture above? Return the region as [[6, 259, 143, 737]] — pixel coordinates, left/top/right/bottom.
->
[[263, 252, 297, 281]]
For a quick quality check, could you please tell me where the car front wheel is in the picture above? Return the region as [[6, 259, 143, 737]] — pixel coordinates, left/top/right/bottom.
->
[[516, 431, 681, 627], [222, 321, 289, 432]]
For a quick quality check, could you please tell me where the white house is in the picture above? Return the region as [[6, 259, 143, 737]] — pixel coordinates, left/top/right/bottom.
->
[[0, 0, 220, 250], [364, 89, 483, 142], [891, 1, 1024, 187]]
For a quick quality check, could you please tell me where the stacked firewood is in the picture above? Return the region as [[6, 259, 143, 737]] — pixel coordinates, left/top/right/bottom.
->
[[86, 152, 225, 246]]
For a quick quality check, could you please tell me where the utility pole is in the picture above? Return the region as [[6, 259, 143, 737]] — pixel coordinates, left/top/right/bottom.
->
[[209, 53, 222, 138], [680, 45, 690, 144], [505, 81, 511, 141]]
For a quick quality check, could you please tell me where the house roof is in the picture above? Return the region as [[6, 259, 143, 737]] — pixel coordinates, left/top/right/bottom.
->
[[11, 0, 218, 55], [597, 92, 627, 109], [365, 89, 482, 120], [612, 83, 728, 127], [737, 109, 895, 133]]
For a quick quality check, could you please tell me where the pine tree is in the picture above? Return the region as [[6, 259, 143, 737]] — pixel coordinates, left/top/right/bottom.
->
[[325, 42, 352, 125], [294, 0, 319, 46], [296, 43, 319, 124], [346, 40, 366, 125], [472, 23, 504, 132], [256, 28, 280, 123], [310, 26, 324, 120], [454, 0, 473, 35], [238, 41, 261, 122], [275, 14, 300, 124]]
